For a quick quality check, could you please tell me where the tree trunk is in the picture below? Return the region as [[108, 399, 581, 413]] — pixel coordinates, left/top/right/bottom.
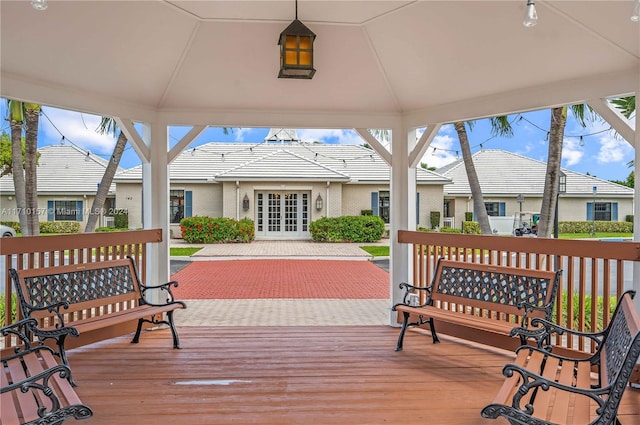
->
[[537, 107, 566, 238], [24, 108, 40, 236], [454, 122, 492, 235], [9, 120, 28, 234], [84, 131, 128, 232]]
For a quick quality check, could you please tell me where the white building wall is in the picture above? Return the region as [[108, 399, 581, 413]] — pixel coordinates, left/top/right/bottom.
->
[[115, 184, 143, 229]]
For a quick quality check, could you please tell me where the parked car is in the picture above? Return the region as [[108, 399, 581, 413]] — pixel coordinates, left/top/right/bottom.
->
[[0, 225, 16, 237]]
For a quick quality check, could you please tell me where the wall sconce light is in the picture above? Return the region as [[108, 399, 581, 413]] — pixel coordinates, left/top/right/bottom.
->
[[315, 193, 323, 210], [523, 0, 538, 27], [7, 196, 13, 201], [243, 194, 250, 211], [31, 0, 48, 11], [632, 0, 640, 22], [278, 0, 316, 79]]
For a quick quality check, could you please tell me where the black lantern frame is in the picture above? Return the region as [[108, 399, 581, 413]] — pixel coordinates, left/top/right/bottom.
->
[[278, 1, 316, 79]]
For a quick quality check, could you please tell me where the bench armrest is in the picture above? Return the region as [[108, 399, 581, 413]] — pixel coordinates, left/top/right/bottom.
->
[[527, 317, 605, 351], [499, 359, 608, 414], [139, 280, 184, 306], [0, 318, 39, 350], [392, 282, 432, 310]]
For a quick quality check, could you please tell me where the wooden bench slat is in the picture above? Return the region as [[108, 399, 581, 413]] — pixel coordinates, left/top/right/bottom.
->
[[570, 359, 594, 424], [5, 355, 42, 423], [547, 358, 575, 424], [1, 362, 22, 425]]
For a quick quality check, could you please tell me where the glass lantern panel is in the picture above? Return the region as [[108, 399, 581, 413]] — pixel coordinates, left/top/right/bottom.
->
[[299, 36, 312, 49], [299, 51, 312, 66], [285, 35, 298, 49], [285, 50, 298, 65]]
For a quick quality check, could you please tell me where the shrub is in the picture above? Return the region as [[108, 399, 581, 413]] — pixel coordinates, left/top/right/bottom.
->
[[0, 294, 17, 327], [558, 221, 633, 234], [180, 216, 255, 243], [113, 209, 129, 229], [440, 226, 462, 234], [309, 215, 385, 242], [462, 221, 481, 234], [360, 209, 373, 216], [96, 227, 128, 232], [464, 212, 473, 222], [39, 221, 80, 234], [0, 222, 20, 233], [429, 211, 440, 229]]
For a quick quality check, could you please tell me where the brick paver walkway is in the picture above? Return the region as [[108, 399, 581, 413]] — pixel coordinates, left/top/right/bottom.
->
[[171, 259, 389, 299]]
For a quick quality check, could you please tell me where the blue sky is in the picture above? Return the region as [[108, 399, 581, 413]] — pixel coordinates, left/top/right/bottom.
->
[[0, 101, 635, 182]]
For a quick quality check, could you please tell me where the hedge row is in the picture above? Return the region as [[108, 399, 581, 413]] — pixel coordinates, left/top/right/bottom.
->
[[309, 215, 385, 242], [558, 221, 633, 233], [180, 216, 254, 243], [1, 221, 81, 234]]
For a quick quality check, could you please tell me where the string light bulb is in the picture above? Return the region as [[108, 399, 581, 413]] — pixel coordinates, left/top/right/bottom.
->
[[632, 0, 640, 22], [31, 0, 48, 10], [523, 0, 538, 27]]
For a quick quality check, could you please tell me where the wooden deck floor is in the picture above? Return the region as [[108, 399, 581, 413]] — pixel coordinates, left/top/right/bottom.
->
[[65, 326, 640, 425]]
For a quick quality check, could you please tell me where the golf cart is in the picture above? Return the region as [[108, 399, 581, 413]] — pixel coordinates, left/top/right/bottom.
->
[[513, 212, 540, 237]]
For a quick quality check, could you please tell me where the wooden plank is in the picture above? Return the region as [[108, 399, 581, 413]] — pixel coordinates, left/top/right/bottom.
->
[[0, 363, 21, 425]]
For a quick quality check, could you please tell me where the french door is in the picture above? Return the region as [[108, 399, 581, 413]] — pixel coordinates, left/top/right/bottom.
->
[[256, 191, 309, 239]]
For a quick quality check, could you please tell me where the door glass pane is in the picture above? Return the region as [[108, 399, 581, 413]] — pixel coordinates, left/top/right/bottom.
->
[[284, 193, 298, 232], [268, 193, 281, 232]]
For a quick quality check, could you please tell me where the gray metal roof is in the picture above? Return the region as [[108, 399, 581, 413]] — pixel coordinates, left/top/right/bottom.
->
[[437, 149, 633, 197], [116, 142, 451, 185], [0, 144, 119, 195]]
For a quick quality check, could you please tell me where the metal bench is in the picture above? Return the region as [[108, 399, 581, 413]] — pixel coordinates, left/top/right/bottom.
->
[[481, 290, 640, 425], [392, 258, 561, 351], [10, 256, 186, 381], [1, 318, 93, 425]]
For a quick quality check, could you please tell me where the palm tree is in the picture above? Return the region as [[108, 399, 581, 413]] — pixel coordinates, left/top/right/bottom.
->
[[7, 100, 41, 236], [536, 105, 591, 238], [610, 96, 635, 119], [84, 118, 127, 233], [454, 117, 514, 235]]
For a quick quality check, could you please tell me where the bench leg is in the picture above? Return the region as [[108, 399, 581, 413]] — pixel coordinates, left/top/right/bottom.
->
[[55, 334, 78, 387], [132, 318, 144, 344], [429, 318, 440, 344], [167, 310, 181, 349], [395, 311, 411, 351]]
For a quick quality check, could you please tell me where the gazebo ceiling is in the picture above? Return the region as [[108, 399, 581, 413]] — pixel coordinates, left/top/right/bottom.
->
[[1, 1, 638, 128]]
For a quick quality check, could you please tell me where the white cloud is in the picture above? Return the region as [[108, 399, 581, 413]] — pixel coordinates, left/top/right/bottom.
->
[[420, 133, 458, 169], [596, 133, 633, 164], [562, 138, 583, 167], [40, 107, 117, 155], [296, 129, 363, 146]]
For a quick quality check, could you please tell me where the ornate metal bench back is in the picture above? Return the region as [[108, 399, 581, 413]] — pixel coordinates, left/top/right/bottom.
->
[[11, 259, 141, 319], [433, 260, 559, 320], [602, 291, 640, 387]]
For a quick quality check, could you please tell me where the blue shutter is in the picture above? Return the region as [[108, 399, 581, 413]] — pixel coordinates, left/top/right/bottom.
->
[[416, 193, 420, 225], [371, 192, 379, 216], [185, 191, 193, 218], [586, 202, 593, 221], [499, 202, 506, 217], [612, 202, 618, 221], [76, 201, 83, 222], [47, 200, 54, 221]]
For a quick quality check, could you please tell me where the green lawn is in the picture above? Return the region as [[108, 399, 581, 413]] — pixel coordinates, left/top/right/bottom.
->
[[359, 232, 634, 257], [170, 247, 203, 256], [359, 245, 390, 256]]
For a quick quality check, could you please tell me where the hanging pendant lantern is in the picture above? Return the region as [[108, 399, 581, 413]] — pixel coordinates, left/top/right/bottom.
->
[[278, 1, 316, 79]]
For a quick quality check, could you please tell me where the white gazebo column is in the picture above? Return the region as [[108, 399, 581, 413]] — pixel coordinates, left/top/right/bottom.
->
[[634, 79, 640, 313], [141, 121, 171, 297], [388, 126, 417, 325]]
